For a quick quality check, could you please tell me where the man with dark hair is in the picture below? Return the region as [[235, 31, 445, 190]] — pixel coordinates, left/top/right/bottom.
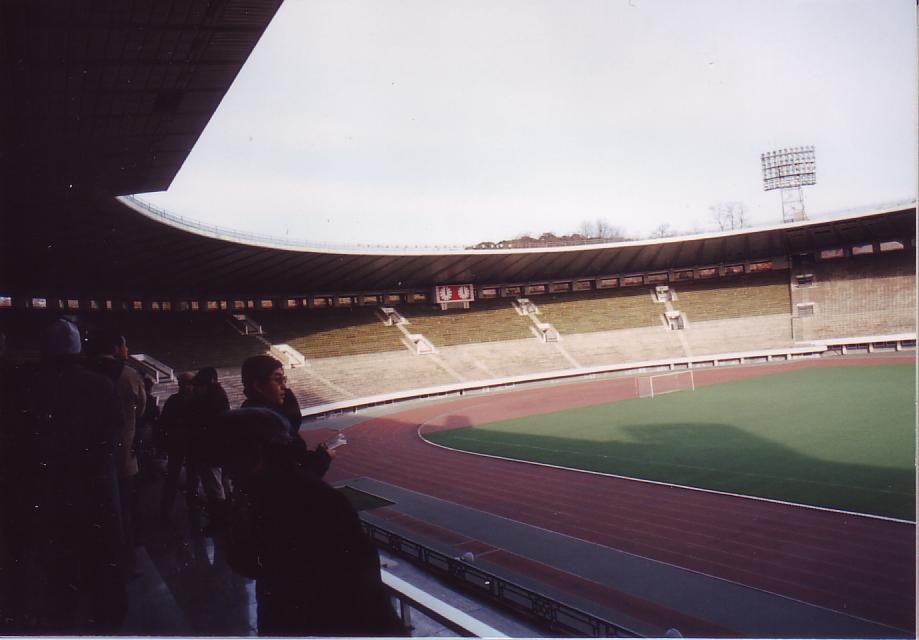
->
[[240, 354, 330, 478], [218, 406, 403, 637], [86, 327, 146, 573], [0, 319, 126, 634]]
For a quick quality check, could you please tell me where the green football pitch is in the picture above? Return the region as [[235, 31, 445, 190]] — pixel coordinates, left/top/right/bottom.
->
[[425, 364, 917, 520]]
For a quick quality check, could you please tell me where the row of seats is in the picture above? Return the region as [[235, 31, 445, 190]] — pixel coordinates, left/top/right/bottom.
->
[[240, 312, 791, 409], [672, 271, 791, 322], [2, 257, 913, 386], [534, 287, 662, 333], [252, 308, 405, 358], [396, 299, 533, 346]]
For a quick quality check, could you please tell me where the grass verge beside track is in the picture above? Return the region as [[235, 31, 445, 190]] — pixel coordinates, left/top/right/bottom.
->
[[425, 364, 916, 520]]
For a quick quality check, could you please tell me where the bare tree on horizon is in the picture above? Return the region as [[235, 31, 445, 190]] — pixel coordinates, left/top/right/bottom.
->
[[709, 202, 748, 232]]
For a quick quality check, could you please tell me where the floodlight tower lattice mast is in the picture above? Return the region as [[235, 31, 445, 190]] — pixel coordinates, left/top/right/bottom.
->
[[761, 146, 816, 223]]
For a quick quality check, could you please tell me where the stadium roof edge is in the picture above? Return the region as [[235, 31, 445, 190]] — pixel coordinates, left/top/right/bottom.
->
[[1, 195, 914, 297], [121, 194, 918, 258]]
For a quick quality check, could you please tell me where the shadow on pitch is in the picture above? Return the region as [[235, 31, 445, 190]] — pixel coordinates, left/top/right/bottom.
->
[[424, 420, 916, 520]]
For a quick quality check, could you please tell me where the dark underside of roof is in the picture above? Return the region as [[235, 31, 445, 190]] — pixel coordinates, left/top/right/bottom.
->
[[0, 195, 914, 298], [0, 1, 915, 300], [0, 0, 282, 196]]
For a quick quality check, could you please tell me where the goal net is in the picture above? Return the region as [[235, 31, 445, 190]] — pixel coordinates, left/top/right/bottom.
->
[[636, 370, 695, 398]]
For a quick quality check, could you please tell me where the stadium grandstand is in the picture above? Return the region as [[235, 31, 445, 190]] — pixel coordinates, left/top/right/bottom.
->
[[1, 2, 916, 638]]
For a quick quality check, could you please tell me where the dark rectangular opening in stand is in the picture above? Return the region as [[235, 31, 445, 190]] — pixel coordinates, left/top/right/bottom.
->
[[797, 303, 815, 317]]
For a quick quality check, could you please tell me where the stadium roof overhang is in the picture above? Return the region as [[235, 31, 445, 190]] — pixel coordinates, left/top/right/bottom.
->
[[0, 0, 282, 197], [1, 195, 914, 299]]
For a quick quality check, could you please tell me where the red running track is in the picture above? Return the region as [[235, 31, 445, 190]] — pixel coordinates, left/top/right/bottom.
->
[[319, 357, 916, 632]]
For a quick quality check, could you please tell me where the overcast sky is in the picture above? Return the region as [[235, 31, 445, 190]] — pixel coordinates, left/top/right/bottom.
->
[[139, 0, 917, 248]]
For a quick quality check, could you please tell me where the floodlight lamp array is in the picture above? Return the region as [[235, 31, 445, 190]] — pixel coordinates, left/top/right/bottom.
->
[[761, 145, 816, 191]]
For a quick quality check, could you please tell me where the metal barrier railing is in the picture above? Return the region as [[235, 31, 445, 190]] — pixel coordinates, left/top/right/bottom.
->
[[362, 520, 639, 638], [381, 570, 508, 637]]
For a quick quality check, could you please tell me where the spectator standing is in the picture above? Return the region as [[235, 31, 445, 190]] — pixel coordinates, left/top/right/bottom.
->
[[136, 374, 161, 482], [0, 319, 126, 634], [158, 372, 195, 520], [219, 407, 404, 637], [86, 327, 146, 574], [187, 367, 230, 536]]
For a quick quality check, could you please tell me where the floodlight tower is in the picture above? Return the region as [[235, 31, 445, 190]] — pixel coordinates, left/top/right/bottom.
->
[[761, 146, 816, 223]]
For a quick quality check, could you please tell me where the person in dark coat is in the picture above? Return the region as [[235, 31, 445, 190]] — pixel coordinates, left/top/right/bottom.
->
[[159, 372, 196, 520], [0, 319, 126, 634], [218, 407, 404, 637], [240, 355, 330, 479], [187, 367, 230, 535], [84, 326, 146, 574], [136, 374, 160, 481]]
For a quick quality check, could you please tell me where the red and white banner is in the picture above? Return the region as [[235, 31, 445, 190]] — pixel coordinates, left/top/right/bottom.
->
[[434, 284, 475, 303]]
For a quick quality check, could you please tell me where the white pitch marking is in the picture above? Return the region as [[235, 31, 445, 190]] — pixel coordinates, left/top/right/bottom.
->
[[415, 415, 915, 525]]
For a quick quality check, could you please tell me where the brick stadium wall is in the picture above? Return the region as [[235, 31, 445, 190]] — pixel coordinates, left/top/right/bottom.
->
[[791, 250, 917, 341]]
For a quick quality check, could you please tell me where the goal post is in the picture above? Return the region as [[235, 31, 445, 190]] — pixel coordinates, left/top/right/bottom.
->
[[636, 369, 695, 399]]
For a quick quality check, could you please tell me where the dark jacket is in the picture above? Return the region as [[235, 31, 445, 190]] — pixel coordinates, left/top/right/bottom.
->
[[158, 390, 195, 450], [227, 443, 402, 637], [280, 388, 302, 435], [0, 357, 126, 634], [240, 396, 330, 480], [189, 383, 230, 464]]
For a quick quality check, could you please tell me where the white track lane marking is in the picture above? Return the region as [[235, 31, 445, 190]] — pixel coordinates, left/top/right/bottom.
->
[[437, 433, 914, 497], [415, 411, 915, 525]]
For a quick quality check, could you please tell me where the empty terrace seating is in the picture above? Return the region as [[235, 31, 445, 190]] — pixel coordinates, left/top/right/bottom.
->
[[252, 308, 405, 359], [671, 271, 791, 322], [682, 315, 793, 354], [397, 299, 533, 347], [436, 338, 573, 379], [96, 312, 268, 372], [562, 325, 685, 366], [0, 310, 267, 371], [304, 350, 460, 401], [533, 287, 661, 334]]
